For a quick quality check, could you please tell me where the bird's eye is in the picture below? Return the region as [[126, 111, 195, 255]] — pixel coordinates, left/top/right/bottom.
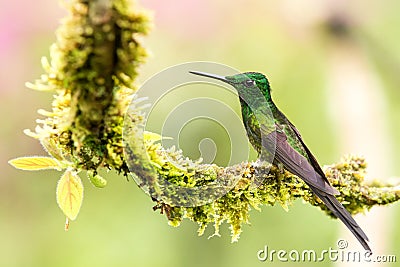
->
[[244, 80, 256, 87]]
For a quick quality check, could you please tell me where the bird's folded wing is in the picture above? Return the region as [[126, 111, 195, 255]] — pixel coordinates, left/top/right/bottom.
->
[[264, 129, 338, 195], [285, 120, 334, 186]]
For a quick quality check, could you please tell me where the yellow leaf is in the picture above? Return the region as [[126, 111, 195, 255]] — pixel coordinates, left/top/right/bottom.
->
[[144, 131, 172, 145], [8, 156, 61, 171], [56, 169, 83, 221], [40, 137, 65, 161]]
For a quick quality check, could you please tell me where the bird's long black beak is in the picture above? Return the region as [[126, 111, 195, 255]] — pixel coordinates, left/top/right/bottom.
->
[[189, 71, 230, 84]]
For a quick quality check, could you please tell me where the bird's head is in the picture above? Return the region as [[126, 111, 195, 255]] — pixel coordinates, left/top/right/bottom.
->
[[189, 71, 271, 102]]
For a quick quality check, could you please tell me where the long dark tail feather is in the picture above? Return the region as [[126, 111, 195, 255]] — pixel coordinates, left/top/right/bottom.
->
[[310, 186, 371, 251], [266, 130, 370, 250]]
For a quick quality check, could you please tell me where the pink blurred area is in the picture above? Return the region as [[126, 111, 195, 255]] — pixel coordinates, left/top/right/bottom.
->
[[144, 0, 220, 39], [0, 0, 65, 94]]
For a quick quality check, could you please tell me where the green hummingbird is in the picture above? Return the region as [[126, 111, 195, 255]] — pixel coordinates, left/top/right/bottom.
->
[[189, 70, 370, 251]]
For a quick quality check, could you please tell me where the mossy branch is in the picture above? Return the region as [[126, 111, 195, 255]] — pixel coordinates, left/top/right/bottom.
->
[[139, 135, 400, 241], [10, 0, 400, 238]]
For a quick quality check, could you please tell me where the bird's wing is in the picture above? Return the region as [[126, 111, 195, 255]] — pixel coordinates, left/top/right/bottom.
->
[[285, 119, 333, 186], [264, 127, 338, 195]]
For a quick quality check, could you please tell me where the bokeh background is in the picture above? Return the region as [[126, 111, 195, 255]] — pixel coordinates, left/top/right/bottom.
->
[[1, 0, 399, 266]]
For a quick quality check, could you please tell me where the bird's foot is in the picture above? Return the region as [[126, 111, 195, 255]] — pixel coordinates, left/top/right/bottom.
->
[[277, 162, 285, 174]]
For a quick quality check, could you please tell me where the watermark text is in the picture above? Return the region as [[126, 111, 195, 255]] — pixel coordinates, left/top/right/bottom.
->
[[257, 239, 397, 263]]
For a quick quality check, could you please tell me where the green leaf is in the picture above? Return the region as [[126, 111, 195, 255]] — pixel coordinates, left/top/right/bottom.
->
[[56, 169, 83, 221], [8, 156, 61, 171], [87, 170, 107, 188]]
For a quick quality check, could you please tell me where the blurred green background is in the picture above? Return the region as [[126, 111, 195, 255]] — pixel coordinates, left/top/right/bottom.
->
[[1, 0, 399, 266]]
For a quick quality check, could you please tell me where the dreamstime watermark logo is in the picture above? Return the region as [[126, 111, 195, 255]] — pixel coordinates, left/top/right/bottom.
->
[[122, 62, 276, 207], [257, 239, 397, 263]]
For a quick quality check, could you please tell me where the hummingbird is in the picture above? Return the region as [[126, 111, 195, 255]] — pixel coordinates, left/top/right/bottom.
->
[[189, 70, 370, 251]]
